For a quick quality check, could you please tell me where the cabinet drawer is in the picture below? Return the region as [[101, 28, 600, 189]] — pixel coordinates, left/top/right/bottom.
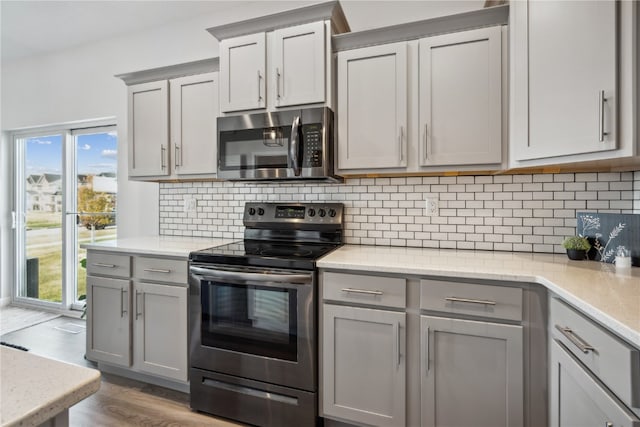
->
[[420, 279, 522, 321], [133, 257, 187, 284], [87, 252, 130, 278], [322, 272, 406, 309], [550, 297, 640, 410]]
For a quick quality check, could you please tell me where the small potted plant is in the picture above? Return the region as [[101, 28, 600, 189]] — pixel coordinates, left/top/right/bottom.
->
[[562, 236, 591, 260]]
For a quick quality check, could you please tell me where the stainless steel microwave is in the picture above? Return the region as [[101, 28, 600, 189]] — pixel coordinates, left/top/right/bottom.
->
[[217, 107, 341, 182]]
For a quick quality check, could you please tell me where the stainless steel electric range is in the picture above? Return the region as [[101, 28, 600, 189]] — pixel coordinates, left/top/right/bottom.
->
[[188, 202, 344, 427]]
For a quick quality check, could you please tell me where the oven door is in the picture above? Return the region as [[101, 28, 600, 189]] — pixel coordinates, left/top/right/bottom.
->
[[189, 264, 316, 391]]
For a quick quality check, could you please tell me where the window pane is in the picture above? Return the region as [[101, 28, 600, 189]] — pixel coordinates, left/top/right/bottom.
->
[[23, 134, 63, 302], [76, 130, 118, 302]]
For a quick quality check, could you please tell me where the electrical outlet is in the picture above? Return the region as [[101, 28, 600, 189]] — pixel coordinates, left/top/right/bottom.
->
[[183, 196, 197, 213], [425, 197, 439, 217]]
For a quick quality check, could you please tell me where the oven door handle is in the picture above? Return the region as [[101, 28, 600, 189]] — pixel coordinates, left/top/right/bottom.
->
[[190, 266, 312, 285]]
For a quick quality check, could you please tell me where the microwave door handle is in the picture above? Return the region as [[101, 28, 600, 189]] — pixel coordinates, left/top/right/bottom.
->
[[190, 266, 312, 285], [289, 116, 302, 176]]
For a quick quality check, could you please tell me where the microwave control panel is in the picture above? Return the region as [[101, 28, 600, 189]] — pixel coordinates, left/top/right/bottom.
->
[[302, 124, 323, 167]]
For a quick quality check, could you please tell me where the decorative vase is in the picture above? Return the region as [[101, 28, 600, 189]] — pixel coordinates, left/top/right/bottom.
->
[[566, 249, 587, 260]]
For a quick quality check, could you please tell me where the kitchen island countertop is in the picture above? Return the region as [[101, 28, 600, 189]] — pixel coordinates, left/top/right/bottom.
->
[[1, 346, 101, 427], [318, 245, 640, 348], [81, 235, 235, 258]]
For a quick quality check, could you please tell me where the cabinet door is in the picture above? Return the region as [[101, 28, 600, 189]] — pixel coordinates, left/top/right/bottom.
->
[[219, 33, 266, 112], [128, 81, 170, 177], [323, 305, 405, 426], [419, 27, 502, 166], [550, 340, 640, 427], [133, 282, 188, 382], [337, 43, 408, 170], [513, 0, 617, 161], [421, 315, 523, 427], [86, 276, 131, 367], [170, 72, 219, 176], [272, 21, 325, 108]]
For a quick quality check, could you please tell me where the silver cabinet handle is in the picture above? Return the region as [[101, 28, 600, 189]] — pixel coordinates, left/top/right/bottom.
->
[[341, 288, 383, 296], [257, 70, 263, 102], [445, 297, 496, 306], [174, 145, 181, 167], [423, 123, 429, 162], [276, 67, 281, 100], [120, 288, 127, 318], [398, 126, 405, 164], [160, 145, 166, 169], [135, 291, 143, 320], [598, 90, 608, 142], [424, 326, 430, 375], [394, 322, 401, 369], [143, 268, 171, 274], [92, 263, 116, 268], [555, 325, 595, 354]]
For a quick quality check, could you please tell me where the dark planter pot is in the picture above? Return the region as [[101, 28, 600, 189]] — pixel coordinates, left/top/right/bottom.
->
[[566, 249, 587, 260]]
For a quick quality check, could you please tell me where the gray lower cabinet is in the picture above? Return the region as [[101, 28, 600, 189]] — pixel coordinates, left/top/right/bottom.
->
[[550, 339, 640, 427], [86, 275, 131, 366], [323, 304, 406, 427], [133, 281, 188, 381], [420, 315, 523, 427], [86, 250, 189, 383]]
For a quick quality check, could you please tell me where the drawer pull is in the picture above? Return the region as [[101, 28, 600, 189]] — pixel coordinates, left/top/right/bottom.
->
[[93, 263, 116, 268], [555, 325, 595, 354], [143, 268, 171, 274], [341, 288, 383, 296], [445, 297, 497, 306]]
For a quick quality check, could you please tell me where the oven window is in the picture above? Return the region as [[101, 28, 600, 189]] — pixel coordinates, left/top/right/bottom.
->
[[201, 281, 297, 361], [218, 127, 291, 171]]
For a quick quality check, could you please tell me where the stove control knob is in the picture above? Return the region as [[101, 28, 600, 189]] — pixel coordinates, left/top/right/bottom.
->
[[308, 208, 316, 217], [248, 207, 256, 215], [258, 208, 265, 216], [329, 208, 337, 218], [318, 209, 326, 217]]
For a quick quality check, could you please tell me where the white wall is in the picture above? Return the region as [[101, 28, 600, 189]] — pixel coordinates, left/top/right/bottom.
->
[[0, 1, 484, 303]]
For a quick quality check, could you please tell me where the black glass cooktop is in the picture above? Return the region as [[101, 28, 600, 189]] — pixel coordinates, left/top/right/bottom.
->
[[190, 240, 341, 271]]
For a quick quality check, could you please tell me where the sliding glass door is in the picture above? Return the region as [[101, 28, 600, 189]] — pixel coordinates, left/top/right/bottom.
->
[[14, 125, 117, 309]]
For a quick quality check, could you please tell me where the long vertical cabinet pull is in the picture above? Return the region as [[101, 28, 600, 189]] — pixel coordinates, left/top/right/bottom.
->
[[174, 145, 181, 168], [394, 322, 401, 369], [399, 126, 406, 165], [276, 68, 281, 100], [423, 124, 429, 163], [424, 326, 430, 374], [598, 90, 608, 142], [160, 145, 166, 169], [257, 70, 263, 102], [135, 291, 144, 320], [120, 288, 128, 317]]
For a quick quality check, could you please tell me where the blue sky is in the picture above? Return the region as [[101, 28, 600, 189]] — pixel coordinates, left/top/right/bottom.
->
[[26, 131, 117, 175]]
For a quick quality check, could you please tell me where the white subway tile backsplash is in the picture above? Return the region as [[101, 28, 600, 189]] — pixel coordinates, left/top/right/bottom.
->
[[159, 172, 640, 254]]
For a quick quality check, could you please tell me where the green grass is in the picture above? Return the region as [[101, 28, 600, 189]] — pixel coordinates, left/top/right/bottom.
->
[[27, 212, 62, 229]]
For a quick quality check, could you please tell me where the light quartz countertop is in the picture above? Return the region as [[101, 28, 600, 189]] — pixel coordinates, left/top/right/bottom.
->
[[318, 245, 640, 348], [81, 236, 235, 258], [1, 347, 101, 427]]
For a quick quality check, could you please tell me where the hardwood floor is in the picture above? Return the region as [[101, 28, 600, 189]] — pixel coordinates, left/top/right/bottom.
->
[[1, 316, 243, 426]]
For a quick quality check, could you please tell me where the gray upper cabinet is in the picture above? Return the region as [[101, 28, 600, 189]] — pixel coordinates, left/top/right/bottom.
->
[[418, 26, 502, 166], [421, 315, 524, 427], [337, 42, 408, 171], [272, 21, 326, 108], [219, 33, 267, 112], [128, 81, 170, 177], [510, 0, 638, 166], [126, 70, 219, 181], [550, 339, 640, 427], [170, 72, 219, 177], [323, 304, 406, 427]]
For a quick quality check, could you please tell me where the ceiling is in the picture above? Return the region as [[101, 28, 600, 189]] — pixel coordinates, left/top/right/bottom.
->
[[0, 0, 486, 63]]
